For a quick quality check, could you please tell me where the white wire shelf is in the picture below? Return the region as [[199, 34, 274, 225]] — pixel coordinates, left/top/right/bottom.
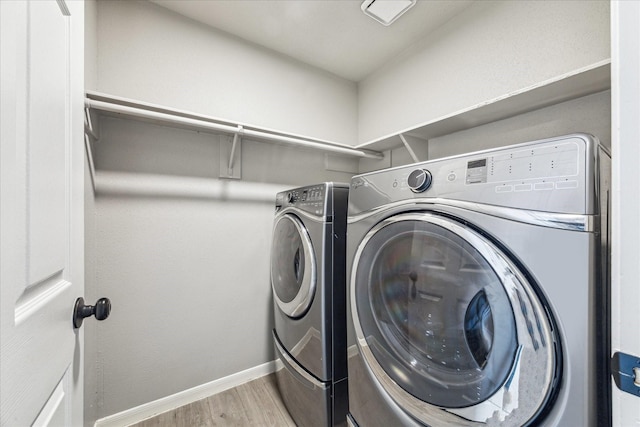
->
[[84, 91, 384, 160]]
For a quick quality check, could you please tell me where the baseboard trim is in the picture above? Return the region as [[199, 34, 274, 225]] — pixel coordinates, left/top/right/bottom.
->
[[94, 361, 276, 427]]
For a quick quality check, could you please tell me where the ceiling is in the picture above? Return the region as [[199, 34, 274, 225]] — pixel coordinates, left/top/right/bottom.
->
[[149, 0, 474, 82]]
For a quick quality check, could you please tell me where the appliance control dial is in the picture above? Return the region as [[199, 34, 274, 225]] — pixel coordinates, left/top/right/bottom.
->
[[287, 192, 296, 203], [407, 169, 432, 193]]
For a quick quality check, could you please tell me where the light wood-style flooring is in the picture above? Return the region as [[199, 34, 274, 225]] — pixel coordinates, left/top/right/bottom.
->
[[129, 374, 296, 427]]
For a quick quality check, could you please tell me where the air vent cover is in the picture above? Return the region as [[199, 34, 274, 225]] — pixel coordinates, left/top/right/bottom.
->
[[361, 0, 416, 26]]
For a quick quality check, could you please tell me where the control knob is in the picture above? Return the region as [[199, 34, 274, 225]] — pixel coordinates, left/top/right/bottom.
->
[[407, 169, 432, 193]]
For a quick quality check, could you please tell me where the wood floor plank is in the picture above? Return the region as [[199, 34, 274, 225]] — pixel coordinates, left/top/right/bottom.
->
[[134, 399, 214, 427], [234, 377, 296, 426], [206, 386, 251, 426], [127, 375, 295, 427], [176, 399, 216, 427], [133, 409, 176, 427]]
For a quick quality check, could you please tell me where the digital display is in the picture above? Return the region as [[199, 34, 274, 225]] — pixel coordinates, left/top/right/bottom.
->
[[304, 188, 323, 201], [467, 159, 487, 169], [466, 158, 488, 184]]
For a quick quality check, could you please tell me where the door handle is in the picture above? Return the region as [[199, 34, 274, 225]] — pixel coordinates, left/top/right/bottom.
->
[[73, 297, 111, 328]]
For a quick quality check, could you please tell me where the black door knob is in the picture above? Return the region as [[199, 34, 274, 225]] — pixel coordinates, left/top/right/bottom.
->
[[73, 297, 111, 328]]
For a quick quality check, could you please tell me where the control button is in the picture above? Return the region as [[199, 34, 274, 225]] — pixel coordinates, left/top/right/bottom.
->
[[496, 185, 513, 193], [556, 180, 579, 189], [534, 182, 554, 191], [447, 173, 457, 182], [287, 192, 298, 203], [514, 184, 532, 192], [407, 169, 432, 193]]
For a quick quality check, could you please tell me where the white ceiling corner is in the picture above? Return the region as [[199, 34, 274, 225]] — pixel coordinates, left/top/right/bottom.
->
[[148, 0, 474, 82]]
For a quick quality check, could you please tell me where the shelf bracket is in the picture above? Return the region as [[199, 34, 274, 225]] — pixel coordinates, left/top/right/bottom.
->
[[399, 133, 420, 163], [83, 107, 99, 192], [219, 126, 242, 180], [84, 106, 99, 141], [84, 133, 97, 192], [228, 126, 241, 171]]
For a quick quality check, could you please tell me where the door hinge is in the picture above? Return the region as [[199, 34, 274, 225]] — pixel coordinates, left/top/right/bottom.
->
[[611, 351, 640, 397]]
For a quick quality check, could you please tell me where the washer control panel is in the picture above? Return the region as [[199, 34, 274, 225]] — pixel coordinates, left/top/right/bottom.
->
[[349, 135, 593, 215], [465, 141, 580, 191]]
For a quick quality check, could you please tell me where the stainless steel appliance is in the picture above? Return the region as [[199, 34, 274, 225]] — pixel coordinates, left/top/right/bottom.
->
[[346, 134, 611, 426], [271, 183, 349, 427]]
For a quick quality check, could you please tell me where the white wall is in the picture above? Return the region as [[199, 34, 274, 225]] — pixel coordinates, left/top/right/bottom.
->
[[358, 0, 610, 144], [94, 0, 358, 145]]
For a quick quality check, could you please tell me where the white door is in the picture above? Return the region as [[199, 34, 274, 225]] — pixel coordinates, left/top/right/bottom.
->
[[611, 1, 640, 425], [1, 0, 85, 425]]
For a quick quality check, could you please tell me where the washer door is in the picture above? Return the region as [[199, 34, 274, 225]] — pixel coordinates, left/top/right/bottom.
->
[[352, 213, 560, 426], [271, 213, 316, 318]]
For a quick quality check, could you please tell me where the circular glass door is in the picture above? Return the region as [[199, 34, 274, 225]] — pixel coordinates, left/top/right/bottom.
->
[[271, 213, 316, 318], [351, 212, 559, 425]]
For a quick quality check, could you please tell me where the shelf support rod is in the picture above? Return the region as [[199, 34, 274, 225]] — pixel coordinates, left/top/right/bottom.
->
[[399, 133, 420, 163]]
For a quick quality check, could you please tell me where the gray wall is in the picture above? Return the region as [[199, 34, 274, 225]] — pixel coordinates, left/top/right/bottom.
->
[[83, 0, 611, 424], [85, 2, 361, 419], [357, 0, 610, 144], [356, 90, 610, 173], [94, 0, 358, 145], [86, 93, 610, 423], [428, 90, 611, 160], [87, 116, 355, 420]]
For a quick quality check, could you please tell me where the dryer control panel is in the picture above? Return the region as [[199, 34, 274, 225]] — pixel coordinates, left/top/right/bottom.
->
[[275, 183, 329, 217]]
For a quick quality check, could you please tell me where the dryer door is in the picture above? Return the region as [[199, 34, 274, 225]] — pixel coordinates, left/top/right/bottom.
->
[[351, 212, 560, 426], [271, 213, 316, 318]]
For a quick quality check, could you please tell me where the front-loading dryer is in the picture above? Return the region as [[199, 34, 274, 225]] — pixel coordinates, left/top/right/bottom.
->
[[271, 182, 349, 427], [346, 134, 610, 426]]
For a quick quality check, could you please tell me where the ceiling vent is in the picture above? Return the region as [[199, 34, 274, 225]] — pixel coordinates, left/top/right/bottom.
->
[[361, 0, 417, 26]]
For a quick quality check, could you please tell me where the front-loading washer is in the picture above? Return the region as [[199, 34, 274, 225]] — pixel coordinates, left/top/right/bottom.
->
[[271, 182, 349, 427], [346, 134, 611, 426]]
